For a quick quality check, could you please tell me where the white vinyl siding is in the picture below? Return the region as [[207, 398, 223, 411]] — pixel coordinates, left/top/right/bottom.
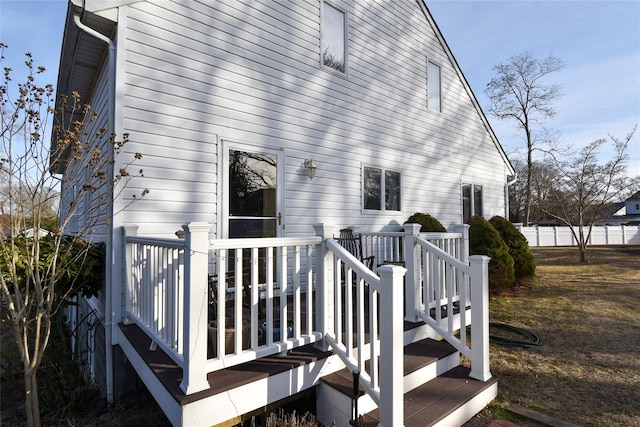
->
[[110, 0, 510, 235], [59, 63, 111, 240]]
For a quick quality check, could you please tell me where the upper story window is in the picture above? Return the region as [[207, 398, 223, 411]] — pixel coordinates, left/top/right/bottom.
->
[[462, 183, 483, 223], [364, 166, 401, 212], [427, 61, 441, 112], [321, 2, 346, 73]]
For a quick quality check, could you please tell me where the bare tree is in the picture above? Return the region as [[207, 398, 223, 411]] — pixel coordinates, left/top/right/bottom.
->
[[0, 46, 146, 426], [486, 52, 564, 225], [534, 127, 637, 262]]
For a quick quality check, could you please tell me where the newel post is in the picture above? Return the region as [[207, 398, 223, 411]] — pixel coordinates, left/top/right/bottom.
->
[[377, 265, 406, 427], [121, 225, 139, 324], [403, 223, 421, 322], [452, 223, 470, 263], [313, 223, 335, 352], [179, 222, 211, 395], [469, 255, 491, 381]]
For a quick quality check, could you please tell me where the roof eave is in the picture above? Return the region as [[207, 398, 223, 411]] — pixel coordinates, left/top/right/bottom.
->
[[50, 1, 117, 174]]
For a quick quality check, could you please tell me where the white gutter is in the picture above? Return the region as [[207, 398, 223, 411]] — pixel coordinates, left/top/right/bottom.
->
[[72, 11, 117, 405]]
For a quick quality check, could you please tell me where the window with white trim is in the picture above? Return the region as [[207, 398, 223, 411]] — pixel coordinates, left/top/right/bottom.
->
[[364, 166, 401, 211], [427, 61, 441, 112], [462, 183, 483, 223], [321, 2, 346, 73]]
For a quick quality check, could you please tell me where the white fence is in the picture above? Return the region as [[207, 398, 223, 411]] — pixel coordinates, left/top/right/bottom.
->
[[517, 225, 640, 247]]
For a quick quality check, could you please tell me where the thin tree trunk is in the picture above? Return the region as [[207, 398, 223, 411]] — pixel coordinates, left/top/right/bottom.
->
[[578, 225, 588, 263], [525, 125, 533, 226], [579, 244, 588, 263], [24, 367, 41, 427]]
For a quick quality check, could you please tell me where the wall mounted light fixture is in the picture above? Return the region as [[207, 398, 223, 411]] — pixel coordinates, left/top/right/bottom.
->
[[303, 159, 317, 179]]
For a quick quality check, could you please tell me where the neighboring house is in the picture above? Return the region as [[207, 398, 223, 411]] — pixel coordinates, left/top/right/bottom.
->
[[602, 191, 640, 225], [22, 227, 51, 238], [53, 1, 514, 425]]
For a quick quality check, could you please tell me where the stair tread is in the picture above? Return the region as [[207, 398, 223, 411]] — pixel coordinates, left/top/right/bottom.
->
[[359, 365, 498, 427], [320, 338, 456, 396]]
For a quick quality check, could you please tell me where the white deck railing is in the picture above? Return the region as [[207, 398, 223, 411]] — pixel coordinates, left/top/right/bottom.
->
[[122, 222, 491, 418], [314, 224, 406, 427], [123, 225, 186, 364], [123, 224, 323, 394], [402, 223, 491, 381], [206, 235, 323, 372], [360, 224, 469, 267]]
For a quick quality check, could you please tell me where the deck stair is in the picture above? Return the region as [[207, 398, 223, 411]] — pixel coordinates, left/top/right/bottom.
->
[[316, 336, 498, 427]]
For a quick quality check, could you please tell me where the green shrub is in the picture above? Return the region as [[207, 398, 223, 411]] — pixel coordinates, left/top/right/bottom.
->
[[404, 212, 447, 232], [468, 216, 515, 292], [0, 234, 104, 308], [490, 216, 536, 280]]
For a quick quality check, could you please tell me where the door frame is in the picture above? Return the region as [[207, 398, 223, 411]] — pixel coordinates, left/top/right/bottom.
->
[[218, 139, 285, 239]]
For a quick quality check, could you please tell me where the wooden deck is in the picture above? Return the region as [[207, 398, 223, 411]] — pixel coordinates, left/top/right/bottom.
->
[[119, 322, 332, 406], [319, 338, 498, 427], [120, 317, 496, 427], [360, 366, 498, 427]]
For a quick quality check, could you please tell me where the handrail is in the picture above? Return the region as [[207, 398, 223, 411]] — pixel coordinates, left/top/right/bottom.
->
[[124, 235, 186, 366], [125, 235, 186, 248], [210, 236, 323, 250], [206, 237, 323, 372], [123, 225, 324, 394], [416, 236, 469, 273], [324, 240, 382, 402], [359, 229, 466, 266], [411, 234, 491, 381], [326, 239, 379, 286], [123, 221, 488, 410], [414, 235, 470, 358], [321, 237, 405, 425]]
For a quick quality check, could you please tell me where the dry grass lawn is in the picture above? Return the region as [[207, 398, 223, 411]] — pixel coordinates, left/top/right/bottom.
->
[[486, 245, 640, 427]]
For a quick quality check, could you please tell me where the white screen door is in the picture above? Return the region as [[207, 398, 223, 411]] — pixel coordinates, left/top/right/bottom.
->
[[222, 145, 283, 239]]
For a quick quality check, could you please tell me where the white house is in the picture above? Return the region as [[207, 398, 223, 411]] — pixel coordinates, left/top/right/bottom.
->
[[53, 1, 514, 425], [609, 190, 640, 225]]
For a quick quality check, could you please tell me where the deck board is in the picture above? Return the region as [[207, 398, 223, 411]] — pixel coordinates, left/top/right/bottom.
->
[[119, 323, 332, 406], [320, 338, 456, 400], [360, 366, 498, 427]]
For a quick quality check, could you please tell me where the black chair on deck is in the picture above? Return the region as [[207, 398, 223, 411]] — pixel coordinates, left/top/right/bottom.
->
[[336, 228, 375, 271]]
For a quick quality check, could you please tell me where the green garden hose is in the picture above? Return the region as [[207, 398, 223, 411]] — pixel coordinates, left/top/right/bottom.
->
[[488, 322, 543, 348]]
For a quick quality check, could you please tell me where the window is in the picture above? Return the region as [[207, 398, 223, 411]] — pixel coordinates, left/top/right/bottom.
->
[[385, 170, 401, 211], [321, 2, 346, 73], [364, 166, 401, 211], [462, 183, 483, 223], [427, 61, 441, 112]]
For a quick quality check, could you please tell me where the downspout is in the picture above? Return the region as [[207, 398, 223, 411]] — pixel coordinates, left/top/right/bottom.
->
[[72, 11, 117, 405], [505, 174, 518, 220]]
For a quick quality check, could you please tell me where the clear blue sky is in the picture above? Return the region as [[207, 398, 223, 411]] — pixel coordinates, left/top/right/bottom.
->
[[1, 0, 639, 177], [428, 0, 640, 178]]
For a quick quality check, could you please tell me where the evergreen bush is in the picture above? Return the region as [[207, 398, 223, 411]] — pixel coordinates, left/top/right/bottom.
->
[[468, 216, 515, 292], [1, 234, 104, 308], [490, 216, 536, 280], [404, 212, 447, 232]]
